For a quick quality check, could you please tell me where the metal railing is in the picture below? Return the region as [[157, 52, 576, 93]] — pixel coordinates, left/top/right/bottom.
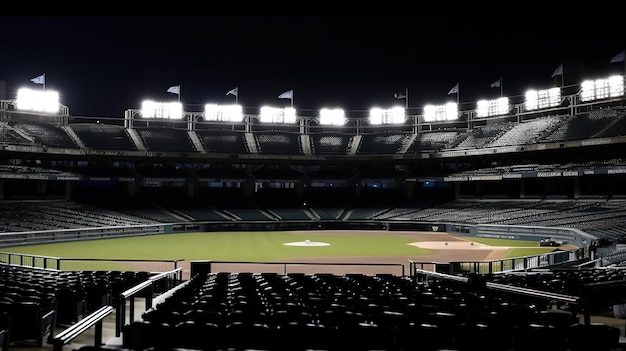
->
[[51, 306, 114, 351], [115, 268, 183, 337]]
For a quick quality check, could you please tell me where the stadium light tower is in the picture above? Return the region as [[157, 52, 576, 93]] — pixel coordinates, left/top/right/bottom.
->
[[476, 97, 510, 118], [16, 87, 60, 114], [423, 102, 458, 122], [369, 106, 405, 125], [580, 75, 625, 102], [525, 88, 561, 111], [259, 106, 297, 123], [319, 108, 346, 126], [205, 104, 244, 122], [140, 100, 183, 119]]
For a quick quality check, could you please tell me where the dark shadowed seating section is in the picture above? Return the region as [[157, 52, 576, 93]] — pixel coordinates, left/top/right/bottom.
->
[[70, 123, 138, 151]]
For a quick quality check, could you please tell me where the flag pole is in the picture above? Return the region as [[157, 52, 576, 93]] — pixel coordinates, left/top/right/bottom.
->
[[291, 90, 294, 107], [405, 88, 409, 109], [43, 73, 46, 91], [236, 87, 239, 104], [456, 83, 460, 105], [499, 77, 503, 97], [178, 85, 181, 103]]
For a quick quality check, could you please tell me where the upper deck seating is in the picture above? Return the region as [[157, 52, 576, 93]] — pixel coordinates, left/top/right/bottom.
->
[[8, 120, 78, 149], [70, 123, 138, 151]]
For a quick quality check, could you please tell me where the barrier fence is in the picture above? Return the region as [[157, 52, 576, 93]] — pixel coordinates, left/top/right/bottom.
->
[[408, 247, 585, 275], [189, 260, 406, 276], [0, 252, 184, 274]]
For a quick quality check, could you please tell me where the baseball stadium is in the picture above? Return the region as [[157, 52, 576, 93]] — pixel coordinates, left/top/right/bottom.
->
[[2, 69, 626, 351]]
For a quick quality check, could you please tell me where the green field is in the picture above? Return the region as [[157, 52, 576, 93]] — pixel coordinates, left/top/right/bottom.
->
[[1, 231, 554, 262]]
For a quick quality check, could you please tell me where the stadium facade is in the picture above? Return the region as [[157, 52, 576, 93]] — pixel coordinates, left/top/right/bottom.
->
[[0, 74, 625, 252]]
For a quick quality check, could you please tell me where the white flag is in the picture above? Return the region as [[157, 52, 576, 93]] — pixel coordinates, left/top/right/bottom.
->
[[610, 50, 625, 63], [30, 74, 45, 85], [490, 79, 501, 88], [167, 85, 180, 95], [227, 87, 238, 97], [278, 90, 293, 99], [448, 83, 459, 95], [394, 93, 407, 99], [551, 64, 563, 78]]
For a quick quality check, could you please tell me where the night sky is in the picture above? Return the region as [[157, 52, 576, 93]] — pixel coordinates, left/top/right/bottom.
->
[[2, 14, 625, 119]]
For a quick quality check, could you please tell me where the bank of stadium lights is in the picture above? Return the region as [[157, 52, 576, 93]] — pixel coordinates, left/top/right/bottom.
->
[[140, 100, 183, 119], [580, 75, 624, 102], [15, 88, 59, 114], [204, 104, 243, 122], [369, 107, 405, 125], [476, 97, 510, 118], [259, 106, 297, 123], [423, 103, 458, 122], [525, 88, 561, 111], [319, 108, 346, 125]]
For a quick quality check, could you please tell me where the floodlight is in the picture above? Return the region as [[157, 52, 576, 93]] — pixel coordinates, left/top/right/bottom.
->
[[16, 88, 60, 113], [423, 103, 458, 122], [204, 104, 243, 122], [525, 88, 561, 111], [368, 106, 405, 125], [259, 106, 297, 123], [140, 100, 183, 119], [476, 97, 509, 118], [319, 108, 346, 125], [609, 75, 625, 98], [580, 75, 625, 102]]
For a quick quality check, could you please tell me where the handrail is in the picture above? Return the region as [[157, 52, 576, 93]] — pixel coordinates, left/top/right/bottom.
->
[[51, 305, 113, 351], [116, 280, 153, 337], [115, 268, 183, 337], [413, 268, 583, 322], [120, 280, 153, 299], [485, 281, 580, 304], [414, 268, 579, 303], [150, 267, 183, 284]]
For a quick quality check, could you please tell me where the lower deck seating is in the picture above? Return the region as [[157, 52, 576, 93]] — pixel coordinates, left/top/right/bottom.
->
[[120, 271, 623, 351], [0, 312, 9, 351], [0, 299, 55, 347]]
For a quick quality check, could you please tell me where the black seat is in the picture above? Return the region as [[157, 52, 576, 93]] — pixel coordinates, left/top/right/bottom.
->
[[566, 323, 621, 351], [223, 321, 275, 350], [396, 322, 452, 351], [511, 323, 568, 351], [0, 311, 9, 351], [276, 322, 332, 351], [338, 322, 394, 351], [173, 320, 223, 351], [453, 322, 500, 351], [122, 320, 174, 351]]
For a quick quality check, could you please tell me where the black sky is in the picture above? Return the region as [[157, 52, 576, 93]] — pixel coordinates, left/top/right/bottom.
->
[[1, 14, 625, 119]]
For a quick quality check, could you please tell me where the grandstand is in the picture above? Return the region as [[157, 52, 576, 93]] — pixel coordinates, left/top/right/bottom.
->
[[2, 73, 626, 350]]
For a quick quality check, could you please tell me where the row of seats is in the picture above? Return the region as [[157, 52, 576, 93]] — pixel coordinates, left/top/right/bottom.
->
[[0, 264, 153, 346], [122, 317, 622, 351], [121, 272, 622, 351]]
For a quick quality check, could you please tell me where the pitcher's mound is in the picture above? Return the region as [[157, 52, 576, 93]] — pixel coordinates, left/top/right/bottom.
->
[[284, 239, 330, 247]]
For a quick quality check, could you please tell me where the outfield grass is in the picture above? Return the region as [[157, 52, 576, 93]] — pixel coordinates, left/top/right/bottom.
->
[[1, 231, 433, 261], [1, 231, 556, 262]]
